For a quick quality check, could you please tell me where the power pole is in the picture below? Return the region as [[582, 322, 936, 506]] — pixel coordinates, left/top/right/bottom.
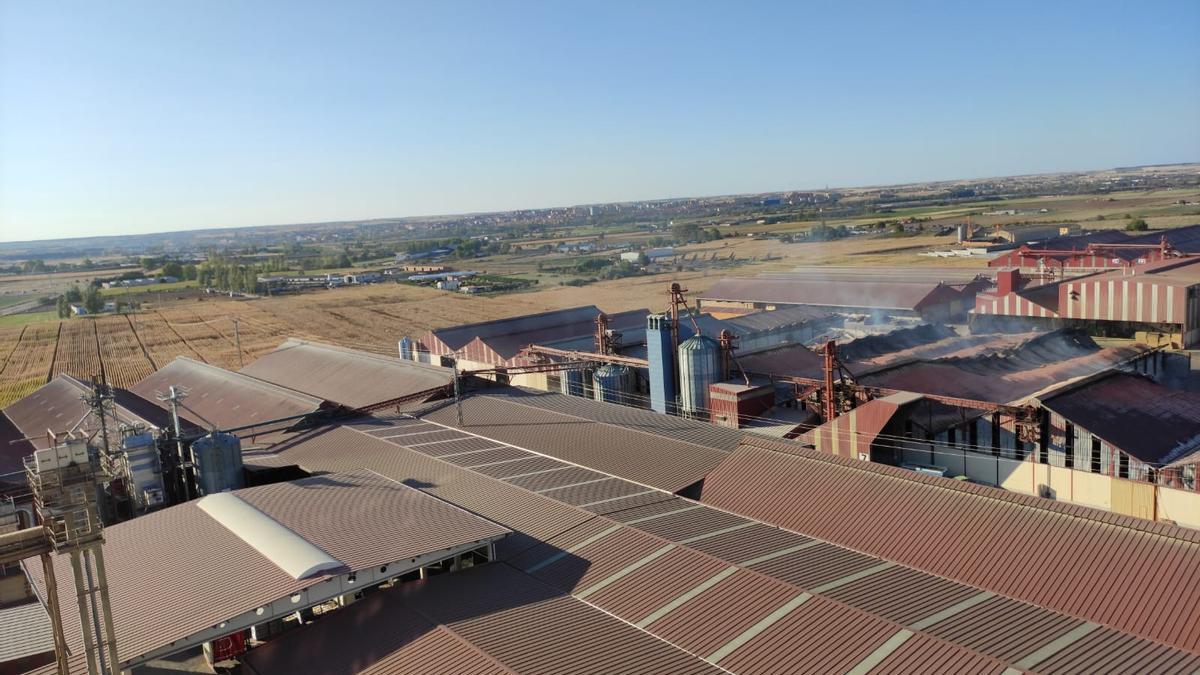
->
[[233, 319, 243, 368], [452, 363, 464, 427]]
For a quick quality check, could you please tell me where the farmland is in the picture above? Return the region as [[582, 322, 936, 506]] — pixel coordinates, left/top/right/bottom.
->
[[0, 232, 978, 408]]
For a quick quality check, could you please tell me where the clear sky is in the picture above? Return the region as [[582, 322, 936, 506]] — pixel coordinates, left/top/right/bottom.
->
[[2, 1, 1197, 242]]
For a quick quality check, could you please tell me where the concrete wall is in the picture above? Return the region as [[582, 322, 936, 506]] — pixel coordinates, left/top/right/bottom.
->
[[901, 444, 1200, 528]]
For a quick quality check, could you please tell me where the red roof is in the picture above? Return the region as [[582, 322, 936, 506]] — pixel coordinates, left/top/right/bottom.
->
[[698, 437, 1200, 654]]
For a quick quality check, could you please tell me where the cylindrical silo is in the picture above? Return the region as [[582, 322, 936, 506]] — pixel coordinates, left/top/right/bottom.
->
[[677, 335, 721, 419], [560, 368, 586, 397], [592, 364, 632, 405], [398, 337, 414, 360], [191, 432, 245, 495]]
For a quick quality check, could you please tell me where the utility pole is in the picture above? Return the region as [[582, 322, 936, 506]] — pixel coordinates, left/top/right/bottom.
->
[[452, 363, 464, 427], [159, 387, 193, 501], [232, 318, 243, 368]]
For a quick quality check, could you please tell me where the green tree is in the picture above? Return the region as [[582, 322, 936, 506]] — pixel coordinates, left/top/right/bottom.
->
[[161, 261, 184, 279], [56, 295, 70, 318], [183, 264, 198, 281], [83, 285, 104, 314], [1125, 218, 1149, 232], [65, 285, 83, 303]]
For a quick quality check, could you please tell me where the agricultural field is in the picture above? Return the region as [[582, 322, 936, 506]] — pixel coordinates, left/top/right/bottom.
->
[[0, 232, 993, 408]]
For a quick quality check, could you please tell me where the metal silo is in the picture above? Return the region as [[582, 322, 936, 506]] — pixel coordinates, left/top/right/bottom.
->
[[646, 314, 676, 414], [191, 432, 245, 495], [398, 337, 414, 360], [560, 368, 586, 397], [592, 364, 632, 405], [677, 335, 721, 419]]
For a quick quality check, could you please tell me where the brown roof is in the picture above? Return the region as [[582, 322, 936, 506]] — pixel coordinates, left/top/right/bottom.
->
[[1040, 372, 1200, 465], [130, 357, 332, 434], [858, 330, 1149, 404], [0, 412, 35, 488], [242, 563, 721, 675], [698, 436, 1200, 654], [700, 277, 963, 312], [25, 470, 508, 666], [3, 374, 167, 451], [240, 339, 452, 409], [412, 391, 739, 492], [248, 420, 1200, 673]]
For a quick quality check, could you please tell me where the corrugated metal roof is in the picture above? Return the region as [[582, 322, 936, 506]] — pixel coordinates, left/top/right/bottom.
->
[[3, 374, 168, 451], [240, 339, 451, 409], [414, 392, 738, 492], [247, 420, 1200, 674], [1039, 372, 1200, 464], [699, 437, 1200, 655], [23, 468, 508, 665], [245, 562, 722, 675], [0, 411, 35, 487], [858, 330, 1151, 404], [700, 277, 963, 312], [0, 601, 54, 662], [130, 357, 331, 433]]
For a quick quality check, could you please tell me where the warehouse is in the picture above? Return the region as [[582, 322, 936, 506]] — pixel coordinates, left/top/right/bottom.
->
[[7, 338, 1200, 673], [697, 274, 981, 322], [231, 416, 1200, 672], [988, 224, 1200, 271], [974, 257, 1200, 347], [240, 339, 452, 410], [23, 470, 509, 672], [1036, 371, 1200, 489], [130, 357, 345, 441]]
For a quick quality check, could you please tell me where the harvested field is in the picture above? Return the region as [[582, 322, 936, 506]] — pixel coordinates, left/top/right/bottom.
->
[[0, 242, 992, 408], [94, 316, 155, 388], [0, 322, 60, 405], [51, 319, 101, 381]]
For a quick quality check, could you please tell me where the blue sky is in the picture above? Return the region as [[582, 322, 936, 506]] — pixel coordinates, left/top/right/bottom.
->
[[2, 1, 1197, 241]]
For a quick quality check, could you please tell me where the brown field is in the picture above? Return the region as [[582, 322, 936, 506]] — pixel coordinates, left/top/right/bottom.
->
[[0, 233, 992, 408]]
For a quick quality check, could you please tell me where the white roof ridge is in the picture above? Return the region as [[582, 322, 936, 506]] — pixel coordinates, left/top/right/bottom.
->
[[196, 492, 342, 580]]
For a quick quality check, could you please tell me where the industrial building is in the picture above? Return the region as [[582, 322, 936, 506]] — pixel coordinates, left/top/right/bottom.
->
[[697, 270, 988, 322], [1, 332, 1199, 674], [974, 256, 1200, 347], [988, 223, 1200, 271]]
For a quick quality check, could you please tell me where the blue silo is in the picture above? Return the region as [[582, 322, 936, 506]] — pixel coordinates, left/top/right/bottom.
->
[[560, 368, 586, 397], [677, 334, 721, 419], [398, 336, 414, 360], [191, 432, 245, 495], [592, 364, 632, 405], [647, 314, 676, 414]]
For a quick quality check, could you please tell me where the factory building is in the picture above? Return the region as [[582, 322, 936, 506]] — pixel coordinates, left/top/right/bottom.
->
[[697, 272, 987, 322], [240, 338, 452, 410], [974, 257, 1200, 347], [988, 223, 1200, 271], [3, 337, 1200, 673]]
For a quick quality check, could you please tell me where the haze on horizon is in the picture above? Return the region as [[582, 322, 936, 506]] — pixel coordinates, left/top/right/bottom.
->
[[2, 0, 1198, 244]]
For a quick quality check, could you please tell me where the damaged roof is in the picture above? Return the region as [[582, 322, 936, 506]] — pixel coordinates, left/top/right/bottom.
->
[[1039, 372, 1200, 465], [699, 277, 966, 312]]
